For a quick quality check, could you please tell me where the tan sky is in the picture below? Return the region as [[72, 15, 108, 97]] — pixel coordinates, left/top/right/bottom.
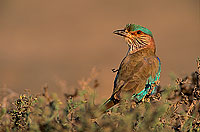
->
[[0, 0, 199, 101]]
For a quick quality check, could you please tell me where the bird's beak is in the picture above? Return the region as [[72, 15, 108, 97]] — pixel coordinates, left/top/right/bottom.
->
[[113, 29, 129, 37]]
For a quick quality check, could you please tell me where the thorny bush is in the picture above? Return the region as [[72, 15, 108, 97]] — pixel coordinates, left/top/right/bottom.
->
[[0, 60, 200, 132]]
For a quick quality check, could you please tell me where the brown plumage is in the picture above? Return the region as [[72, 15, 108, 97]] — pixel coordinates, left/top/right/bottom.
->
[[99, 24, 161, 113]]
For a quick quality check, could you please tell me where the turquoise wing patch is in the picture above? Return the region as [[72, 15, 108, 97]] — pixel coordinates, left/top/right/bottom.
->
[[132, 57, 161, 101]]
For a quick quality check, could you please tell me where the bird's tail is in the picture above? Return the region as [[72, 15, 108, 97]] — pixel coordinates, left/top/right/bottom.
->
[[99, 96, 120, 113]]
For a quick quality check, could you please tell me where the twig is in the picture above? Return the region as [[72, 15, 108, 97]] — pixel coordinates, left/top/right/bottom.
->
[[196, 58, 200, 89], [112, 68, 119, 73]]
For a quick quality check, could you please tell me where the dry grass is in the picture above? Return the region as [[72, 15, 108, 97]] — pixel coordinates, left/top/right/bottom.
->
[[0, 60, 200, 132]]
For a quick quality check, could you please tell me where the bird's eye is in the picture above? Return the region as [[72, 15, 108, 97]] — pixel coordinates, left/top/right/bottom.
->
[[137, 31, 141, 34]]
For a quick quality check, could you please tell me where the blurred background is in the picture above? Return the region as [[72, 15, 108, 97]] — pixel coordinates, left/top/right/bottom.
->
[[0, 0, 199, 102]]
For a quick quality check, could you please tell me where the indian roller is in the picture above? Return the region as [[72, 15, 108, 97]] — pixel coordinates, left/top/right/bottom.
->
[[101, 24, 161, 112]]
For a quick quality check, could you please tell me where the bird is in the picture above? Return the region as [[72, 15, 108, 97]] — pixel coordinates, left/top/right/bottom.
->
[[100, 24, 161, 112]]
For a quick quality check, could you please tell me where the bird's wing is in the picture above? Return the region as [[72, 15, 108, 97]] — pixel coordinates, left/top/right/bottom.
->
[[112, 55, 160, 100]]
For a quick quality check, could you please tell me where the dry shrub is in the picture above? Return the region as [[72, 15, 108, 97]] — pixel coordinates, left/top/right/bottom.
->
[[0, 61, 199, 132]]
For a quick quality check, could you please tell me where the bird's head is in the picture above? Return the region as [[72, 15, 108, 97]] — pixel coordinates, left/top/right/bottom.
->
[[113, 24, 156, 54]]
